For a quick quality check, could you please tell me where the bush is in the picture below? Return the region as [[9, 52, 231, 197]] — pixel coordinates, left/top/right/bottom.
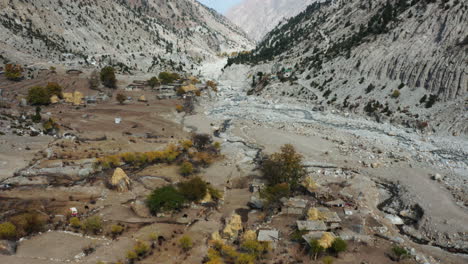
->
[[69, 217, 82, 228], [10, 213, 45, 236], [5, 64, 23, 81], [100, 66, 117, 88], [192, 133, 213, 151], [181, 140, 193, 151], [206, 80, 218, 92], [179, 235, 193, 252], [116, 93, 126, 104], [110, 224, 124, 236], [261, 144, 306, 190], [235, 253, 255, 264], [146, 186, 186, 214], [391, 90, 400, 98], [148, 76, 160, 88], [322, 256, 335, 264], [178, 177, 207, 202], [392, 246, 410, 261], [82, 216, 102, 234], [208, 186, 222, 201], [240, 240, 269, 258], [89, 70, 100, 90], [126, 250, 138, 261], [133, 241, 150, 256], [159, 72, 179, 84], [330, 237, 347, 255], [45, 82, 63, 98], [365, 84, 375, 94], [309, 239, 325, 260], [425, 94, 437, 108], [179, 161, 194, 176], [27, 86, 50, 105], [0, 222, 17, 240]]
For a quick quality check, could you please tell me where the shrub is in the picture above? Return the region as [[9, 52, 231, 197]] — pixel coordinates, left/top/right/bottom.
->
[[208, 186, 222, 201], [398, 83, 405, 89], [179, 161, 194, 176], [193, 151, 214, 167], [82, 216, 102, 234], [290, 229, 308, 242], [178, 177, 208, 202], [192, 133, 213, 151], [206, 80, 218, 92], [110, 224, 124, 237], [240, 240, 269, 258], [392, 246, 410, 261], [116, 93, 126, 104], [365, 84, 375, 94], [27, 86, 50, 105], [10, 213, 45, 236], [148, 76, 160, 88], [100, 66, 117, 88], [31, 106, 42, 123], [181, 140, 193, 151], [0, 222, 17, 240], [330, 237, 347, 255], [159, 72, 179, 84], [235, 253, 255, 264], [425, 94, 437, 108], [133, 241, 150, 256], [126, 250, 138, 261], [179, 235, 193, 252], [69, 217, 82, 228], [261, 144, 306, 190], [89, 70, 100, 90], [5, 64, 23, 81], [175, 104, 184, 112], [45, 82, 63, 98], [322, 256, 335, 264], [391, 90, 400, 98], [146, 186, 186, 214]]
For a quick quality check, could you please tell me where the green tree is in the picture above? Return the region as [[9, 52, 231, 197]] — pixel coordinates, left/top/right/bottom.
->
[[309, 239, 325, 260], [27, 86, 50, 105], [45, 82, 63, 98], [69, 217, 82, 229], [146, 186, 186, 214], [261, 144, 306, 190], [100, 66, 117, 88], [179, 235, 193, 252], [179, 161, 194, 176], [82, 216, 102, 234], [148, 76, 160, 88], [260, 183, 290, 208], [177, 177, 207, 202], [0, 222, 17, 240], [158, 72, 179, 84], [89, 70, 100, 90], [10, 213, 45, 236], [330, 238, 347, 256]]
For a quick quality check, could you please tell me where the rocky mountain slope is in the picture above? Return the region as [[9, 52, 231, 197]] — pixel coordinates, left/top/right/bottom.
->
[[226, 0, 318, 42], [0, 0, 253, 72], [227, 0, 468, 135]]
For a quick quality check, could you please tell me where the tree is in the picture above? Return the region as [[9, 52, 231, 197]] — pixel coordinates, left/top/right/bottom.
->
[[69, 217, 82, 229], [89, 70, 100, 90], [260, 183, 290, 208], [116, 93, 126, 104], [100, 66, 117, 88], [146, 186, 186, 214], [330, 238, 347, 256], [192, 133, 213, 151], [309, 239, 325, 260], [10, 213, 44, 236], [27, 86, 50, 105], [148, 76, 160, 88], [261, 144, 306, 190], [31, 106, 42, 123], [177, 177, 207, 202], [179, 235, 193, 252], [5, 64, 23, 81], [45, 82, 63, 98], [391, 246, 410, 261], [158, 72, 180, 84], [82, 216, 102, 234], [179, 161, 194, 176], [0, 222, 17, 240]]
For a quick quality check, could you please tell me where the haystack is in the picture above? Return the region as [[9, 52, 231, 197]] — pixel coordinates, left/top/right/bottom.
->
[[73, 91, 83, 105], [111, 167, 131, 192], [318, 232, 335, 249], [138, 95, 148, 102], [200, 192, 213, 204], [63, 92, 74, 103], [242, 230, 257, 242], [303, 176, 318, 191], [307, 208, 326, 221], [222, 213, 242, 239], [50, 95, 59, 104]]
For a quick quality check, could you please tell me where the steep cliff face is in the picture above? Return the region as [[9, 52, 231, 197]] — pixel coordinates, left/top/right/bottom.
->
[[227, 0, 468, 134], [0, 0, 253, 72], [226, 0, 318, 42]]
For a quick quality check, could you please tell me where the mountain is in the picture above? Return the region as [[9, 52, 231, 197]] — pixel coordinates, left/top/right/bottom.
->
[[0, 0, 253, 72], [226, 0, 318, 42], [226, 0, 468, 135]]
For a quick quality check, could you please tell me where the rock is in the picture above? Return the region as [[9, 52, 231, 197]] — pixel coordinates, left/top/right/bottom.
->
[[0, 240, 17, 255], [371, 162, 381, 168], [20, 98, 27, 107], [248, 196, 264, 209], [131, 200, 151, 218], [431, 173, 443, 181], [385, 214, 404, 225], [390, 236, 405, 244], [78, 168, 93, 177]]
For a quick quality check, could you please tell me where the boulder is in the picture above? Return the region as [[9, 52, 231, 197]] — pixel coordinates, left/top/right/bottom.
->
[[110, 168, 131, 192], [385, 214, 404, 225], [0, 240, 17, 255], [432, 173, 443, 181], [131, 200, 151, 218]]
